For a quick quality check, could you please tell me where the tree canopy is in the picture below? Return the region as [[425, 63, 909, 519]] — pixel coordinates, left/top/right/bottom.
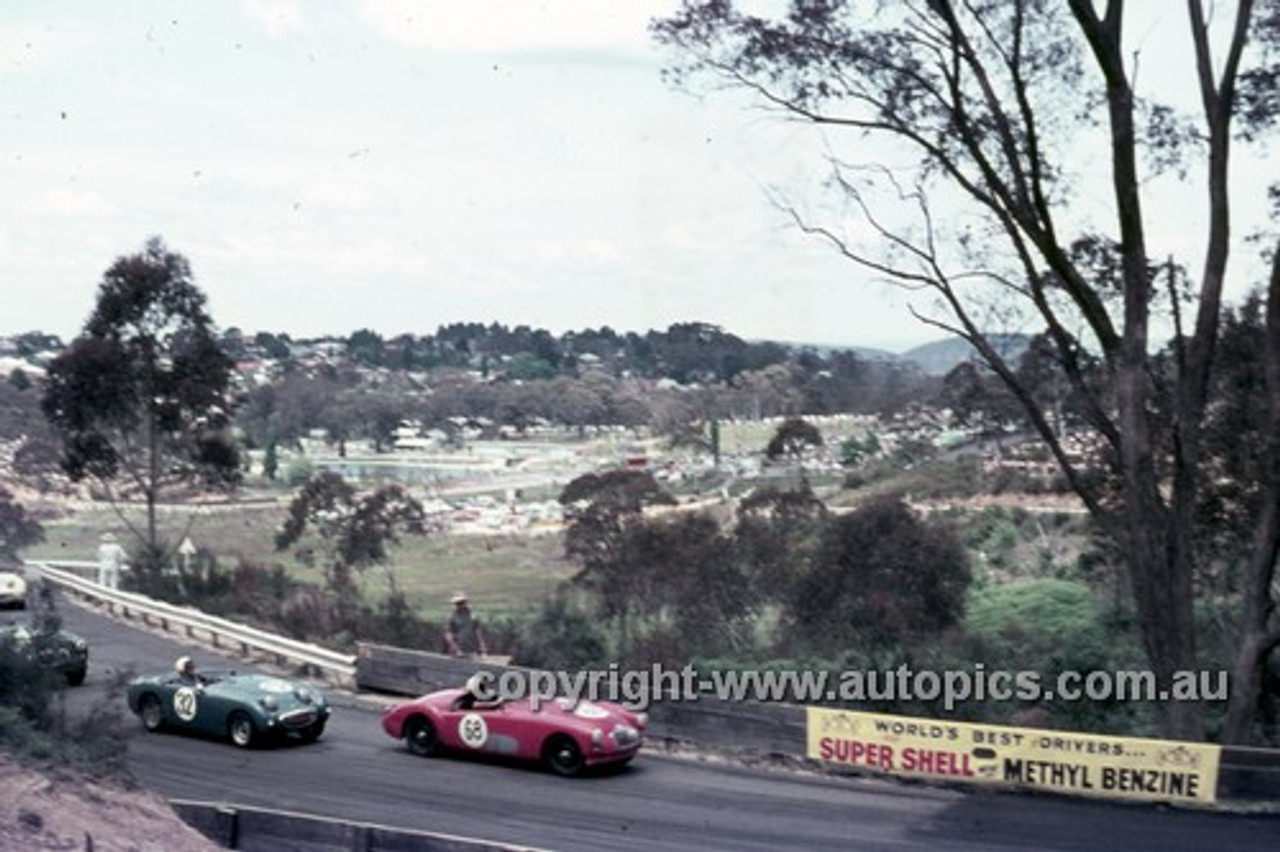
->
[[40, 237, 241, 566], [792, 495, 971, 652], [654, 0, 1280, 740]]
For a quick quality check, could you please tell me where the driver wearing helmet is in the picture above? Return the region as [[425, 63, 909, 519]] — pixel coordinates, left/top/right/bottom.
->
[[455, 672, 503, 711], [174, 656, 204, 686]]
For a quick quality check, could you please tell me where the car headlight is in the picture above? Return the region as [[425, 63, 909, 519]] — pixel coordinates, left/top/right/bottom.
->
[[260, 696, 279, 711], [591, 728, 604, 747], [72, 638, 87, 651], [610, 725, 641, 747], [636, 712, 649, 729], [295, 687, 314, 704]]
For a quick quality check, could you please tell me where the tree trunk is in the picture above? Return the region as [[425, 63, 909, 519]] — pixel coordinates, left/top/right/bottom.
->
[[1223, 243, 1280, 744], [1119, 467, 1203, 739]]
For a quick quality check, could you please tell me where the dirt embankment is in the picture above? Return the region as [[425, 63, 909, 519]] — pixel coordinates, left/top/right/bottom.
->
[[0, 754, 221, 852]]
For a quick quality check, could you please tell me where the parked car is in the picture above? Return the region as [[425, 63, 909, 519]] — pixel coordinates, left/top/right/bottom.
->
[[381, 678, 647, 776], [126, 662, 330, 748], [0, 622, 89, 686], [0, 567, 27, 609]]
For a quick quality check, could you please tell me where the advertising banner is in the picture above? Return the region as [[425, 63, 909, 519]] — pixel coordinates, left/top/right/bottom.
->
[[807, 707, 1220, 805]]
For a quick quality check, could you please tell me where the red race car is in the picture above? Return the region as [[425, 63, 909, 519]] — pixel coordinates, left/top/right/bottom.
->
[[381, 677, 647, 776]]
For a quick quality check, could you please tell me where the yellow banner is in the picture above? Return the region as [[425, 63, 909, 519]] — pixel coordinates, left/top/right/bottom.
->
[[806, 707, 1220, 805]]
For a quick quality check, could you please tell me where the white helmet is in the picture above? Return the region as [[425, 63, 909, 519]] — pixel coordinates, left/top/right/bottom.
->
[[175, 656, 193, 674], [464, 672, 495, 701]]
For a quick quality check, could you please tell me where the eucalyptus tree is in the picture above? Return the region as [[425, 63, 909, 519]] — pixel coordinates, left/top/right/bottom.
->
[[41, 237, 241, 568], [274, 470, 427, 630], [654, 1, 1279, 740], [559, 469, 678, 654]]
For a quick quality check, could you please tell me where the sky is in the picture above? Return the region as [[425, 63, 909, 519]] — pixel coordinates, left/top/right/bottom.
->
[[1, 1, 1273, 353]]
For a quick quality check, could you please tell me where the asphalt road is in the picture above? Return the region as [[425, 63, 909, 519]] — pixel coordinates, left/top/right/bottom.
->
[[45, 597, 1280, 852]]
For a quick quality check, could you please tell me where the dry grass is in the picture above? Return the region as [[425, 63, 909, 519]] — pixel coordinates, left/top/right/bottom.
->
[[25, 497, 576, 621]]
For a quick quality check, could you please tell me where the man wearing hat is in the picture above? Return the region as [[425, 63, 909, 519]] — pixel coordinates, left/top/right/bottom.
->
[[444, 591, 488, 658], [96, 532, 128, 590]]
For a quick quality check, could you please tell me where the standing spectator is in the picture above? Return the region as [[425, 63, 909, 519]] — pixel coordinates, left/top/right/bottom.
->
[[444, 591, 488, 658], [97, 532, 128, 589]]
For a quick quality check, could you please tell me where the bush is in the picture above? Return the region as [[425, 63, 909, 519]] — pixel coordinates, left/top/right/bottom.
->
[[284, 455, 315, 487], [356, 590, 440, 651], [0, 642, 59, 725], [789, 495, 971, 654], [0, 597, 132, 781], [963, 578, 1149, 733], [515, 595, 608, 670]]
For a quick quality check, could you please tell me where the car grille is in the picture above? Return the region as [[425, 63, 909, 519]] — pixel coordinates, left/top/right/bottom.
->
[[611, 726, 641, 748], [279, 709, 319, 729]]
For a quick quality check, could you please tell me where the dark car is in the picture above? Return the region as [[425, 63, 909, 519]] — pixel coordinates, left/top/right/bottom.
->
[[0, 622, 89, 686], [126, 666, 330, 748]]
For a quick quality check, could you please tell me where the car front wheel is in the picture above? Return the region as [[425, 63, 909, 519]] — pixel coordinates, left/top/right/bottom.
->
[[228, 712, 258, 748], [404, 717, 439, 757], [300, 720, 326, 743], [544, 735, 585, 777], [139, 695, 165, 732], [65, 667, 87, 687]]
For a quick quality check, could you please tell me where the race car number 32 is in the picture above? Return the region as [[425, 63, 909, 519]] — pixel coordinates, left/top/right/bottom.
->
[[459, 713, 488, 748], [174, 687, 199, 721]]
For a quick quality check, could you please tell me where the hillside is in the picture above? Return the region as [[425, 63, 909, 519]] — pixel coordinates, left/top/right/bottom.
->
[[0, 753, 220, 852], [901, 334, 1031, 376]]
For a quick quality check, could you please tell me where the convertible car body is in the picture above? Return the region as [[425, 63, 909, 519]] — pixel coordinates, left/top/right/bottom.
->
[[126, 669, 330, 748], [381, 686, 647, 776], [0, 622, 88, 686]]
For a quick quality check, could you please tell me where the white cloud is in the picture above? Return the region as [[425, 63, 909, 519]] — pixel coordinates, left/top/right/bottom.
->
[[357, 0, 676, 54], [240, 0, 304, 36], [297, 180, 379, 212], [0, 21, 109, 73], [38, 188, 114, 217], [532, 238, 622, 264]]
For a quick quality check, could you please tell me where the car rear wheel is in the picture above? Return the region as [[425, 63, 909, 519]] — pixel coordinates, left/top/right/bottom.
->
[[228, 712, 258, 748], [139, 694, 164, 732], [544, 735, 585, 777], [404, 716, 439, 757]]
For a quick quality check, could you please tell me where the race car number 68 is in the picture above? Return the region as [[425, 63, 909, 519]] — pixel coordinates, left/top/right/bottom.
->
[[174, 687, 199, 721], [459, 712, 488, 748]]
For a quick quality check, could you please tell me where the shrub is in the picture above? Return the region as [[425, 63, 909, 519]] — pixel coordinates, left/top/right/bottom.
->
[[283, 455, 315, 487], [515, 595, 608, 670], [963, 578, 1148, 733], [0, 597, 131, 780], [789, 495, 971, 654]]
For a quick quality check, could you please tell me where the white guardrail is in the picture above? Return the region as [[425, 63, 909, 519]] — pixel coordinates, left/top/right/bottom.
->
[[28, 560, 358, 688]]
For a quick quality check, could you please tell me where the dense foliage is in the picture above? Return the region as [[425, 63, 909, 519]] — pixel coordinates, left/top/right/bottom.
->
[[652, 0, 1280, 743], [39, 237, 241, 567], [0, 589, 130, 778]]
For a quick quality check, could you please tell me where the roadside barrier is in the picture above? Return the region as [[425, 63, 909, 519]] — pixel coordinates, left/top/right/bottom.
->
[[31, 560, 357, 688], [33, 561, 1280, 819], [353, 641, 1280, 808], [170, 801, 554, 852]]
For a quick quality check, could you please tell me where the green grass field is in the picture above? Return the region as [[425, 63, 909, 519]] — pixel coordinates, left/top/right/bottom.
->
[[26, 499, 576, 622]]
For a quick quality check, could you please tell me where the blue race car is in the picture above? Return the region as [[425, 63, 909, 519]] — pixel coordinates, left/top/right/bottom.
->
[[126, 659, 329, 748]]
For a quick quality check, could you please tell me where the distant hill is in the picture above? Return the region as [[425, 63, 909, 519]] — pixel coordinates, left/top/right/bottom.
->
[[899, 334, 1031, 376], [771, 341, 907, 362], [769, 335, 1031, 376]]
